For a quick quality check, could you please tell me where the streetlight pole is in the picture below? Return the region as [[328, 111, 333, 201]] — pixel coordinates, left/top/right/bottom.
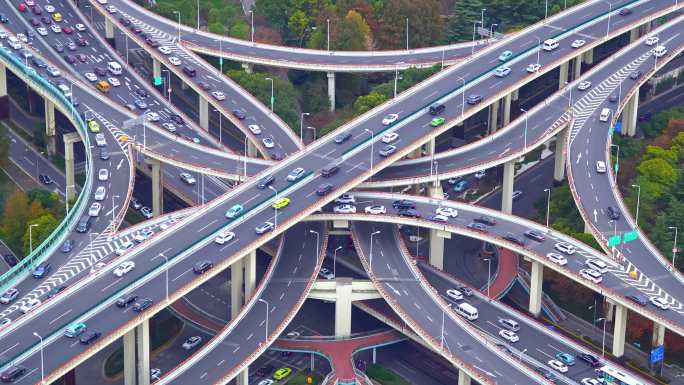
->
[[160, 253, 169, 302], [393, 62, 405, 98], [250, 11, 254, 42], [33, 332, 44, 384], [299, 112, 310, 143], [213, 109, 222, 144], [265, 77, 274, 111], [605, 2, 613, 39], [545, 0, 548, 21], [471, 21, 482, 55], [597, 317, 608, 358], [483, 258, 492, 300], [669, 226, 678, 268], [88, 232, 99, 264], [610, 144, 619, 182], [364, 129, 375, 176], [327, 18, 330, 51], [405, 18, 409, 50], [196, 0, 200, 29], [369, 230, 381, 273], [219, 39, 223, 73], [521, 108, 528, 149], [481, 9, 486, 30], [489, 24, 497, 40], [162, 70, 171, 103], [310, 230, 320, 258], [307, 126, 316, 143], [457, 76, 465, 118], [173, 11, 181, 42], [110, 194, 120, 240], [258, 298, 269, 341], [333, 245, 342, 279], [29, 223, 40, 254], [535, 36, 541, 66], [544, 188, 551, 228], [268, 186, 278, 230], [631, 184, 640, 225]]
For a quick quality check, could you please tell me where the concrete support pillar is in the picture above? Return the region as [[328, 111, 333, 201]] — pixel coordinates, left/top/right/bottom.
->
[[652, 323, 665, 347], [553, 126, 568, 182], [584, 49, 594, 65], [511, 88, 519, 102], [123, 329, 136, 385], [244, 251, 256, 300], [529, 261, 543, 317], [612, 304, 627, 358], [429, 184, 445, 270], [199, 95, 209, 130], [502, 92, 512, 126], [136, 320, 151, 385], [327, 72, 336, 112], [247, 139, 258, 157], [0, 63, 6, 97], [235, 369, 249, 385], [335, 278, 353, 338], [181, 80, 188, 90], [458, 370, 472, 385], [559, 61, 569, 90], [630, 27, 640, 43], [606, 301, 616, 322], [573, 56, 582, 81], [63, 132, 80, 202], [146, 158, 163, 216], [241, 63, 253, 74], [105, 18, 114, 39], [488, 99, 499, 133], [45, 99, 56, 157], [231, 258, 244, 319], [501, 160, 515, 214], [622, 88, 639, 137], [152, 59, 161, 80]]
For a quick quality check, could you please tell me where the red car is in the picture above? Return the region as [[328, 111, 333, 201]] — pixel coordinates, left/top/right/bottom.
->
[[18, 3, 28, 12], [63, 26, 74, 34]]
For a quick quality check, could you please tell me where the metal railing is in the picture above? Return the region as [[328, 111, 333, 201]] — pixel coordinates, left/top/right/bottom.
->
[[0, 48, 93, 294]]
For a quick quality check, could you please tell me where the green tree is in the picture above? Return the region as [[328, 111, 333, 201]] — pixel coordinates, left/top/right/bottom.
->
[[354, 91, 387, 114], [337, 10, 371, 51], [377, 0, 442, 49], [22, 214, 59, 256], [637, 158, 677, 188], [0, 191, 30, 255], [230, 21, 250, 39]]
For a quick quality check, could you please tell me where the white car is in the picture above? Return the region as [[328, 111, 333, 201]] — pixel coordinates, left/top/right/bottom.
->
[[436, 207, 457, 218], [257, 380, 274, 385], [214, 231, 235, 245], [97, 0, 108, 4], [498, 329, 519, 343], [180, 172, 196, 185], [645, 36, 659, 46], [19, 298, 41, 314], [335, 194, 355, 204], [169, 56, 182, 66], [526, 63, 541, 73], [75, 24, 87, 32], [88, 202, 102, 217], [580, 269, 602, 284], [145, 112, 160, 122], [158, 46, 172, 55], [381, 113, 399, 125], [90, 262, 106, 274], [319, 267, 334, 280], [113, 261, 135, 277], [334, 204, 356, 214], [133, 229, 154, 243], [115, 241, 134, 256], [98, 168, 109, 181], [262, 137, 275, 148], [95, 133, 107, 147], [106, 5, 117, 13], [577, 81, 592, 91], [595, 160, 607, 173], [653, 45, 667, 58], [474, 170, 486, 179], [94, 186, 106, 201], [182, 336, 203, 350], [50, 24, 62, 34], [37, 27, 48, 36], [554, 242, 576, 255], [286, 331, 300, 338], [581, 379, 601, 385], [365, 205, 386, 215], [45, 4, 56, 12], [211, 91, 226, 100], [47, 66, 61, 77], [494, 66, 511, 77], [547, 359, 568, 373], [150, 368, 162, 381], [381, 132, 399, 143], [546, 252, 568, 266], [84, 72, 97, 82], [571, 39, 586, 48], [445, 289, 463, 301], [162, 122, 177, 133], [248, 124, 261, 135], [650, 296, 670, 310], [108, 77, 120, 87]]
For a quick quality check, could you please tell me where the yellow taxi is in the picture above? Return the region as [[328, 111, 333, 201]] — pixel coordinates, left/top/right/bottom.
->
[[272, 367, 292, 380], [271, 197, 290, 209], [87, 120, 100, 133], [52, 12, 63, 22]]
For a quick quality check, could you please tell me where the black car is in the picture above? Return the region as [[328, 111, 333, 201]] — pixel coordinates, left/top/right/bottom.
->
[[116, 294, 139, 308], [194, 261, 213, 274], [467, 222, 488, 232], [475, 215, 497, 226], [378, 145, 396, 157], [197, 81, 211, 91], [609, 93, 618, 103], [0, 14, 8, 23], [79, 331, 101, 344], [119, 17, 131, 26], [255, 365, 274, 377], [627, 294, 648, 306], [182, 66, 196, 77], [31, 58, 47, 68], [30, 17, 40, 26], [606, 206, 620, 220], [131, 26, 142, 34], [148, 40, 160, 48], [32, 263, 51, 278], [47, 285, 68, 298], [93, 67, 106, 77], [132, 298, 153, 312], [130, 197, 143, 210], [135, 88, 149, 98], [41, 16, 52, 25], [618, 7, 632, 15], [334, 132, 352, 144], [64, 54, 76, 64], [578, 352, 600, 367], [398, 209, 421, 218], [0, 366, 26, 382], [316, 183, 333, 196], [3, 254, 17, 267], [38, 174, 53, 184], [232, 109, 246, 120], [503, 233, 525, 246], [61, 239, 74, 253], [524, 229, 546, 242], [392, 200, 416, 210], [99, 149, 110, 160], [256, 174, 274, 189], [629, 70, 642, 80], [270, 151, 284, 161], [170, 114, 185, 125]]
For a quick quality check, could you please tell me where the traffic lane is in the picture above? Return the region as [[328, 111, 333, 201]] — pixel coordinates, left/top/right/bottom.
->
[[352, 221, 540, 385], [7, 128, 68, 193], [422, 268, 601, 382], [161, 222, 324, 384]]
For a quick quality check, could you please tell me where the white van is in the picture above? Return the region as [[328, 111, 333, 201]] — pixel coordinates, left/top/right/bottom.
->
[[107, 61, 122, 75], [586, 259, 608, 274], [7, 36, 21, 50], [57, 83, 71, 98], [599, 108, 611, 122], [543, 38, 559, 51], [456, 302, 479, 321]]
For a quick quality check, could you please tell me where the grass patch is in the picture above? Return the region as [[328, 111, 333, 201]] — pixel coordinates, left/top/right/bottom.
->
[[366, 364, 410, 385], [286, 370, 323, 385]]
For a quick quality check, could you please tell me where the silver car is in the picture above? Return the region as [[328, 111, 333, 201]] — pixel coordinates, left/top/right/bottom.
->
[[94, 186, 106, 201]]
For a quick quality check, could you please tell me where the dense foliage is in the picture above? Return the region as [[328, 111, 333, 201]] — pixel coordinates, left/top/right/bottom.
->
[[0, 189, 64, 256]]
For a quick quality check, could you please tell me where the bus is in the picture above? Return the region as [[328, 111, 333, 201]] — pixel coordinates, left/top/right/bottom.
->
[[597, 365, 646, 385]]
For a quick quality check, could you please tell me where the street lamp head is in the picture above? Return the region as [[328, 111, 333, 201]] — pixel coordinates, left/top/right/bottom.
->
[[309, 229, 318, 235], [258, 298, 267, 304], [335, 246, 343, 251], [669, 226, 677, 230], [371, 230, 381, 236], [33, 332, 40, 338]]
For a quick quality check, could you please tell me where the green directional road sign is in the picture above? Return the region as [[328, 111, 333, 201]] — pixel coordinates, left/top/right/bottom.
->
[[219, 57, 224, 66], [624, 230, 638, 243], [614, 163, 619, 173], [153, 76, 162, 86], [608, 234, 622, 247]]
